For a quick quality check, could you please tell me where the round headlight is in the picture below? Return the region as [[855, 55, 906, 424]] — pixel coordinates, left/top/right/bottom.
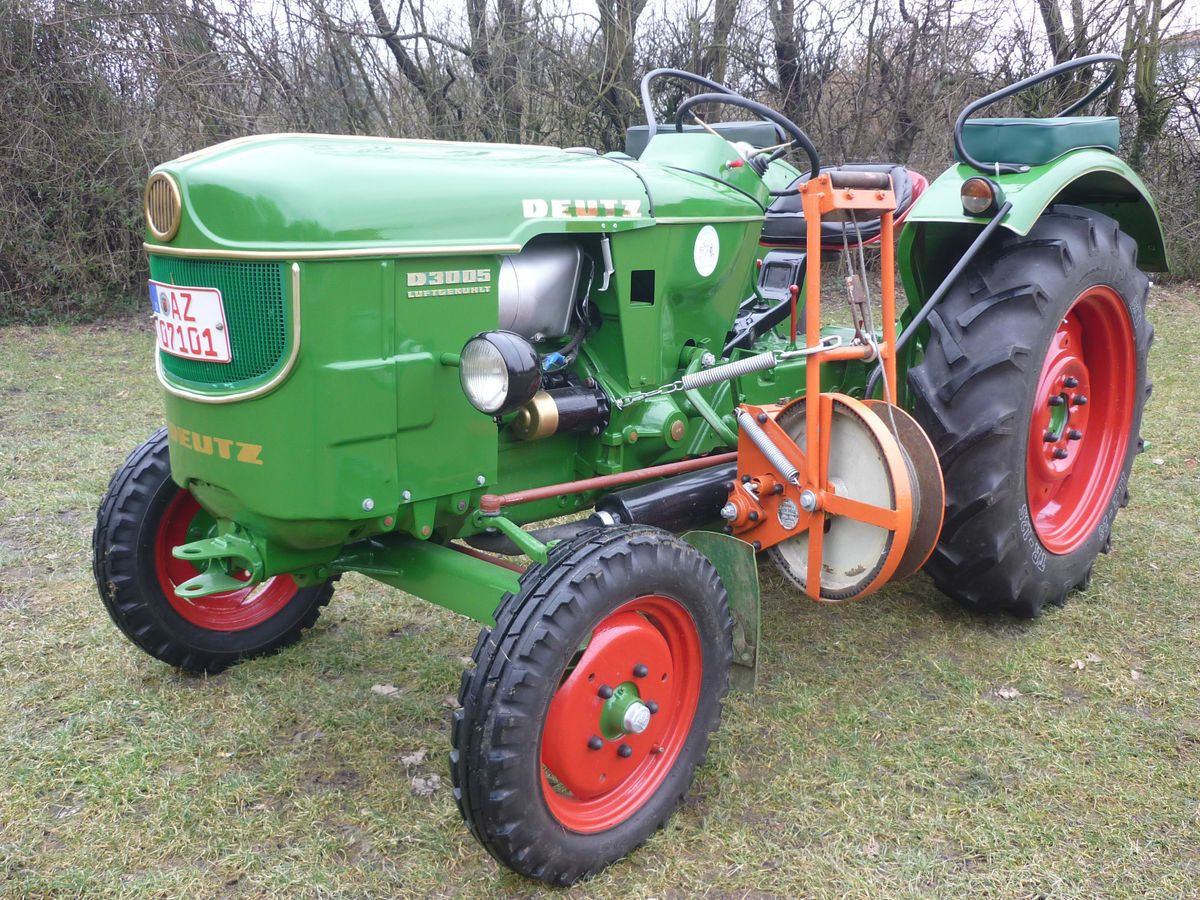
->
[[460, 331, 540, 415], [144, 172, 181, 241], [961, 176, 1003, 216]]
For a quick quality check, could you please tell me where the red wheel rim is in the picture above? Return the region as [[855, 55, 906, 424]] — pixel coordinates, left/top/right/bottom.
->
[[539, 595, 703, 833], [155, 491, 298, 631], [1026, 286, 1135, 554]]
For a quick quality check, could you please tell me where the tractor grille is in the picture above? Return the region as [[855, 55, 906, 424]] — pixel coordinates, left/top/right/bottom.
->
[[148, 257, 290, 387]]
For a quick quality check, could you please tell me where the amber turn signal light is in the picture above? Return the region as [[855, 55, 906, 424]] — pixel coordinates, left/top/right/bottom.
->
[[960, 176, 1005, 216]]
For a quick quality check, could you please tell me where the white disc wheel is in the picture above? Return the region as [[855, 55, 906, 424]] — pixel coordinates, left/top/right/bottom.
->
[[768, 397, 909, 601]]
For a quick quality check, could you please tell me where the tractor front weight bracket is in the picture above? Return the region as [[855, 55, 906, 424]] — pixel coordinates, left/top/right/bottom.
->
[[170, 523, 265, 599]]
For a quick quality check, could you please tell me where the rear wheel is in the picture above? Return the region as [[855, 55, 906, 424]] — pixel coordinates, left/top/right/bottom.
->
[[450, 526, 732, 884], [908, 205, 1151, 616], [93, 429, 334, 673]]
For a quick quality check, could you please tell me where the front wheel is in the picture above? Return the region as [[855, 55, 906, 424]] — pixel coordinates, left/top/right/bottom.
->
[[908, 205, 1152, 616], [92, 429, 334, 673], [450, 526, 732, 884]]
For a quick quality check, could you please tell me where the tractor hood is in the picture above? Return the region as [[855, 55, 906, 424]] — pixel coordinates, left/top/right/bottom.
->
[[148, 134, 662, 256]]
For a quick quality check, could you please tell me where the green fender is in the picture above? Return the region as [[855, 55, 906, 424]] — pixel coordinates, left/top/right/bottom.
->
[[900, 149, 1168, 313]]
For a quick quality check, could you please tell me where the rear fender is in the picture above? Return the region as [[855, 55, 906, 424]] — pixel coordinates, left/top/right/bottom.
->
[[901, 150, 1168, 311]]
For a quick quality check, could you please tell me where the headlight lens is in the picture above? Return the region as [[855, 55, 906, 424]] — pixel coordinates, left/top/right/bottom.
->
[[459, 331, 540, 415], [961, 176, 1003, 216]]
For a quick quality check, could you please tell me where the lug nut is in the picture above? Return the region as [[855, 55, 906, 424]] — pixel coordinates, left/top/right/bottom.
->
[[646, 700, 659, 714], [1074, 394, 1088, 406], [1048, 395, 1065, 407], [1044, 430, 1057, 442], [633, 663, 648, 678], [588, 736, 603, 750], [1053, 448, 1069, 460], [1068, 429, 1082, 441], [617, 743, 633, 758], [598, 684, 614, 699], [1064, 376, 1079, 388]]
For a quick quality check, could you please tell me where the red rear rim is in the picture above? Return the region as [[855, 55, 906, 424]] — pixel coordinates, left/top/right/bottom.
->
[[154, 491, 299, 631], [539, 594, 703, 833], [1026, 286, 1135, 554]]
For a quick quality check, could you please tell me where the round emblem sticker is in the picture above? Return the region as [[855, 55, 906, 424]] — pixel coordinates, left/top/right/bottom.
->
[[694, 225, 720, 277]]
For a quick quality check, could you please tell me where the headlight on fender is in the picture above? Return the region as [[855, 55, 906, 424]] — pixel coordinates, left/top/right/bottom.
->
[[460, 331, 541, 416]]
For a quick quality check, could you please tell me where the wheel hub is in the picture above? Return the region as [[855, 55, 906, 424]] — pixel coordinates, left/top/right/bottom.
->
[[542, 611, 673, 799], [1025, 286, 1135, 555], [537, 594, 703, 833], [1030, 318, 1092, 484]]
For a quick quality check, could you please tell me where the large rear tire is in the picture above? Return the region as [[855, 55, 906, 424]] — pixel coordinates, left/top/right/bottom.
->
[[908, 205, 1152, 616], [450, 526, 732, 884], [93, 429, 334, 673]]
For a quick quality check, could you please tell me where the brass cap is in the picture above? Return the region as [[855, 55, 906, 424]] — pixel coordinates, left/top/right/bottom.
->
[[511, 390, 559, 440]]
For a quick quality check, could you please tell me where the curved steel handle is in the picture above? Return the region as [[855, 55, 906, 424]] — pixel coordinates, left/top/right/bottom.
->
[[639, 68, 741, 143], [953, 53, 1121, 175]]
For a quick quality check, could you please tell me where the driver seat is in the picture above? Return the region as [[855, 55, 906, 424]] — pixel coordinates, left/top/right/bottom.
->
[[760, 163, 927, 250]]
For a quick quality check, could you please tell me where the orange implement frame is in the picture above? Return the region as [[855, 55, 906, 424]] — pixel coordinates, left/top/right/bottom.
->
[[728, 173, 910, 602]]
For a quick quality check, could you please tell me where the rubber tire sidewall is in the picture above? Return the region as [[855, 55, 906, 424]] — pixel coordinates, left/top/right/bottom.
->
[[93, 428, 333, 672]]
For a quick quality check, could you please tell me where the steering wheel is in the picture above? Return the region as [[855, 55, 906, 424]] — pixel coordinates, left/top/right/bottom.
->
[[674, 92, 821, 181]]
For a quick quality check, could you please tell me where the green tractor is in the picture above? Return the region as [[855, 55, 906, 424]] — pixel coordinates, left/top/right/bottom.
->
[[94, 56, 1163, 883]]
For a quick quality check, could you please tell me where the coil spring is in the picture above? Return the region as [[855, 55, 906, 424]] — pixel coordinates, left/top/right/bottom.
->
[[680, 352, 777, 391], [735, 408, 801, 485]]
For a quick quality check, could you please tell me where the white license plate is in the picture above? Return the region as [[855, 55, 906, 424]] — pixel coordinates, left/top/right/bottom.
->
[[149, 281, 232, 363]]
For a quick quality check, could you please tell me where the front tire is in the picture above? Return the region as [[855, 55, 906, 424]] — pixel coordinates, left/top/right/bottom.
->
[[450, 526, 733, 884], [93, 429, 334, 673], [908, 205, 1152, 616]]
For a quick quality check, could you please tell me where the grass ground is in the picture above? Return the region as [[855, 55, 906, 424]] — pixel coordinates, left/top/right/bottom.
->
[[1, 284, 1198, 899]]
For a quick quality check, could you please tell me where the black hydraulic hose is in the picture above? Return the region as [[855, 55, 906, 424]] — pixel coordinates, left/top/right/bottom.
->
[[864, 201, 1013, 400]]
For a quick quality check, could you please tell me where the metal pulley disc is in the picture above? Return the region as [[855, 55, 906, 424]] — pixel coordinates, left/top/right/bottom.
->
[[768, 395, 912, 601], [864, 400, 944, 580]]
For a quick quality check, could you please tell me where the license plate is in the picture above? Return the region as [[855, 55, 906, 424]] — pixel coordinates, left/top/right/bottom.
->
[[149, 281, 232, 363]]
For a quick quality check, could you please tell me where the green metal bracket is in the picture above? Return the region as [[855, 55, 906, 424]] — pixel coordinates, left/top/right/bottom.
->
[[470, 511, 550, 563], [333, 534, 521, 625], [684, 387, 738, 445], [683, 530, 760, 692], [679, 354, 739, 446], [171, 523, 265, 599]]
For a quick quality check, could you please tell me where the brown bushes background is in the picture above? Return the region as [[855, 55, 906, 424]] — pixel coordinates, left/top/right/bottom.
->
[[1, 0, 1196, 323]]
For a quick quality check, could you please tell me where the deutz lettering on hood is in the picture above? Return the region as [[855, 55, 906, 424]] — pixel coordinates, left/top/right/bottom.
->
[[522, 199, 643, 219]]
